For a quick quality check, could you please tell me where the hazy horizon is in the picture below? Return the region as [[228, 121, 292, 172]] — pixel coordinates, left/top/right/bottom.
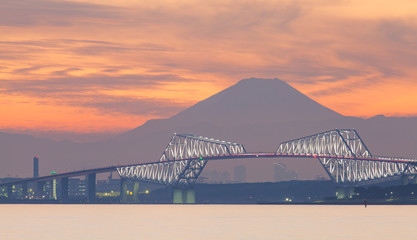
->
[[1, 77, 415, 143]]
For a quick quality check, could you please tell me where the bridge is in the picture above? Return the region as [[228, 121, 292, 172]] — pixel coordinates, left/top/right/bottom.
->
[[1, 129, 416, 203]]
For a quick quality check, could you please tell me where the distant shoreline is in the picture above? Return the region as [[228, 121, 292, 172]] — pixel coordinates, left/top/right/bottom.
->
[[1, 199, 417, 205]]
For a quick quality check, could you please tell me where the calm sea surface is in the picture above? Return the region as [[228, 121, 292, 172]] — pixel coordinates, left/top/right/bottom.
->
[[1, 204, 416, 240]]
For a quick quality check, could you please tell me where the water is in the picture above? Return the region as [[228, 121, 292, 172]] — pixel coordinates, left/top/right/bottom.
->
[[1, 204, 416, 240]]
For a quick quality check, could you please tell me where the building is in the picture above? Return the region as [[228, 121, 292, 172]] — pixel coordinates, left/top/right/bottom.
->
[[33, 156, 39, 178], [233, 165, 247, 183], [69, 178, 87, 197], [274, 163, 298, 182], [199, 170, 231, 183]]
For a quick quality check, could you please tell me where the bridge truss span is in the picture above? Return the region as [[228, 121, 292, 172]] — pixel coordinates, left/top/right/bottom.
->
[[117, 134, 247, 185], [159, 133, 246, 161], [275, 129, 417, 183], [117, 161, 198, 185], [276, 129, 372, 158], [318, 157, 417, 183]]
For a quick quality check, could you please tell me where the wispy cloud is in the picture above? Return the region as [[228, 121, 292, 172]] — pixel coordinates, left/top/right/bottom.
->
[[0, 72, 194, 117], [0, 0, 122, 27]]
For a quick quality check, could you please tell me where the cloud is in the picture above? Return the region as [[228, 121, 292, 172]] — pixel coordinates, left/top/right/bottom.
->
[[378, 20, 417, 45], [0, 0, 123, 27], [13, 66, 46, 74], [128, 0, 307, 40], [1, 73, 191, 90], [71, 43, 176, 56], [51, 68, 83, 76], [0, 73, 196, 116], [80, 96, 186, 116]]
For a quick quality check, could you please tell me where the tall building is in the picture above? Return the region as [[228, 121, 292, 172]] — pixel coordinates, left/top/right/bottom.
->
[[273, 163, 287, 182], [33, 156, 39, 178], [51, 179, 57, 200], [233, 165, 247, 183], [274, 163, 298, 182], [199, 170, 231, 183], [69, 178, 87, 197]]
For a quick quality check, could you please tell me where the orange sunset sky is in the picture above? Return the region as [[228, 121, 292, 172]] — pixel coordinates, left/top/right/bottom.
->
[[1, 0, 417, 134]]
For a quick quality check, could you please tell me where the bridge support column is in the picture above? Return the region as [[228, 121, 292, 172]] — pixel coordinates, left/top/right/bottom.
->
[[413, 175, 417, 184], [61, 177, 69, 202], [132, 180, 140, 203], [22, 183, 28, 199], [87, 173, 96, 203], [120, 179, 128, 203], [401, 175, 409, 185], [173, 188, 182, 203], [186, 189, 195, 203], [336, 187, 355, 199], [173, 188, 195, 204], [37, 181, 45, 198]]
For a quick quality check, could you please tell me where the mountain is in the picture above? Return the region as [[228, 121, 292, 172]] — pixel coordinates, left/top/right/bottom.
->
[[1, 78, 417, 181], [113, 78, 345, 153], [171, 78, 342, 124]]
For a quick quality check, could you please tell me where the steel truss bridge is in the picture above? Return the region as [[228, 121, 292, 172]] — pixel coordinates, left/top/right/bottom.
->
[[117, 129, 417, 185], [1, 128, 417, 201]]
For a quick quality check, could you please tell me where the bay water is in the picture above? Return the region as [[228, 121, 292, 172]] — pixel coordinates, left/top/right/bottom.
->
[[1, 204, 416, 240]]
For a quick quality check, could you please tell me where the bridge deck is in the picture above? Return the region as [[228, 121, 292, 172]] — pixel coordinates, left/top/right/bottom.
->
[[1, 153, 416, 187]]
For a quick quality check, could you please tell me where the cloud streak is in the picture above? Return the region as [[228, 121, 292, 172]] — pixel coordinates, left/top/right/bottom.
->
[[0, 73, 195, 117], [0, 0, 122, 27]]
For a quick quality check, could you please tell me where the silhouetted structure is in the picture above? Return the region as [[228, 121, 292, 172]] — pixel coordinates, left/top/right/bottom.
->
[[233, 165, 247, 183], [33, 156, 39, 178], [274, 163, 298, 182]]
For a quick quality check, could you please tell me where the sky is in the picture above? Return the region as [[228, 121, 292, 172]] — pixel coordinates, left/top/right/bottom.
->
[[1, 0, 417, 135]]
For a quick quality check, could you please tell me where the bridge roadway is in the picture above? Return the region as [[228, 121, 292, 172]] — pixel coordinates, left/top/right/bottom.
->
[[0, 165, 124, 188], [128, 153, 417, 164]]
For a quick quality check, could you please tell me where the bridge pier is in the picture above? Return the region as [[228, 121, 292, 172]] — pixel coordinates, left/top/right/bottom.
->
[[401, 175, 409, 185], [412, 175, 417, 184], [173, 187, 195, 204], [61, 177, 69, 202], [87, 173, 96, 203], [120, 178, 128, 203], [336, 187, 355, 199], [132, 180, 140, 203], [119, 179, 140, 203]]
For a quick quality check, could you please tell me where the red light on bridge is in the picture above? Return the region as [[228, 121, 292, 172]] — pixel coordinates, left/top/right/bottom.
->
[[313, 155, 317, 158]]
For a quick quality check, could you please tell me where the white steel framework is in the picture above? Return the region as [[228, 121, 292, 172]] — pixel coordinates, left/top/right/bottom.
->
[[117, 129, 417, 186], [276, 129, 372, 158], [276, 129, 417, 183], [117, 134, 246, 185], [318, 157, 417, 183]]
